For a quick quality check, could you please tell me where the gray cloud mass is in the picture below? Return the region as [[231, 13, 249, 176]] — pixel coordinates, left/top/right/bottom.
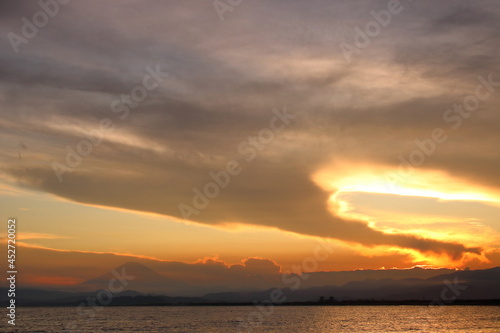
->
[[1, 0, 499, 259]]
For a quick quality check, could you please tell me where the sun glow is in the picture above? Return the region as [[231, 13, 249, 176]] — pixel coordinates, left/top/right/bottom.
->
[[311, 162, 500, 266], [313, 163, 500, 203]]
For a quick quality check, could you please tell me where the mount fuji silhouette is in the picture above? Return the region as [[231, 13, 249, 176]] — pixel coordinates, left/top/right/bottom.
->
[[68, 262, 190, 295]]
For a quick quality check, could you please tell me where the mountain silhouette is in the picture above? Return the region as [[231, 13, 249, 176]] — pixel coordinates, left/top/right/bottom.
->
[[7, 264, 499, 306], [203, 267, 500, 303], [68, 262, 191, 295]]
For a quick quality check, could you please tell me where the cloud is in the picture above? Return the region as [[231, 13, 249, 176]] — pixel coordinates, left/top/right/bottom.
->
[[1, 0, 499, 261], [13, 245, 495, 293], [14, 245, 285, 292], [11, 232, 69, 240]]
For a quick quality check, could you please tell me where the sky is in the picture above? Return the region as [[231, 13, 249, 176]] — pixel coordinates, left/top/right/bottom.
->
[[1, 0, 500, 288]]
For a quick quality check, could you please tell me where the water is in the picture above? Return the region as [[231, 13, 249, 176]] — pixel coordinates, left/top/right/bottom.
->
[[1, 306, 499, 332]]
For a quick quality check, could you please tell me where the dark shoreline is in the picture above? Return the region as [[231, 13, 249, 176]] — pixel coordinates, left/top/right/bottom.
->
[[14, 299, 500, 307]]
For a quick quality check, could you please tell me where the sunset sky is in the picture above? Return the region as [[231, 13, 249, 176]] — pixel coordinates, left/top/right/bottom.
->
[[1, 0, 500, 288]]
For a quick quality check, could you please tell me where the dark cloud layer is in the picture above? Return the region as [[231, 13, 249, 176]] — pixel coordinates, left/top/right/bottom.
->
[[16, 246, 465, 294], [1, 0, 499, 259]]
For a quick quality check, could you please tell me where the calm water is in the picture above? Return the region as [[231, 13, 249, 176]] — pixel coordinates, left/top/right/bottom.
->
[[1, 306, 499, 332]]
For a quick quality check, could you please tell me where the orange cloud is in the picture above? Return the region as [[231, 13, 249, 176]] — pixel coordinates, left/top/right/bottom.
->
[[22, 274, 84, 286]]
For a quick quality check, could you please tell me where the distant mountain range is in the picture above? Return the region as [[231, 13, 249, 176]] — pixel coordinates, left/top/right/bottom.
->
[[204, 268, 500, 303], [3, 263, 499, 306], [67, 262, 191, 295]]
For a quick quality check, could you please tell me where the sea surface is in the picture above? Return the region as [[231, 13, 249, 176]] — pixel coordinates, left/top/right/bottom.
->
[[1, 305, 499, 332]]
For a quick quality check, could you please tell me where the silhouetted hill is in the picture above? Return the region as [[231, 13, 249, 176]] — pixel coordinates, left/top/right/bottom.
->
[[7, 264, 499, 306], [203, 267, 500, 303], [67, 262, 191, 295], [294, 267, 457, 289]]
